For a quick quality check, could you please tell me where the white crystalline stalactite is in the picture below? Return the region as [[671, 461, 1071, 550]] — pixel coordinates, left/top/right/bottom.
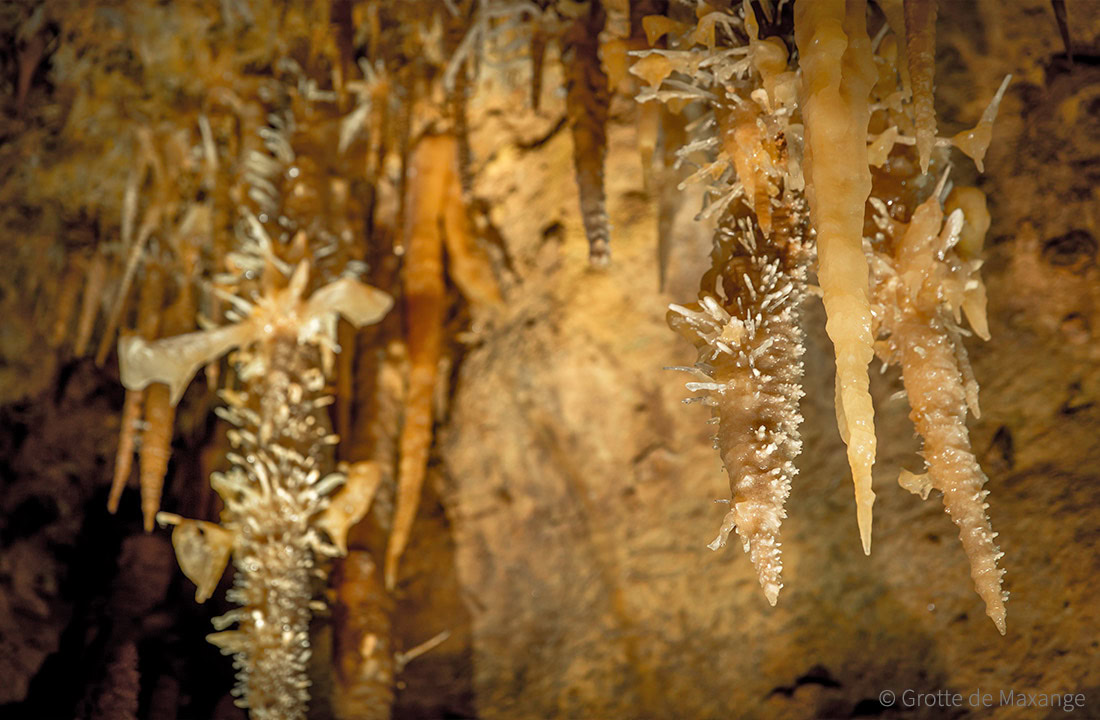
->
[[124, 259, 393, 719], [869, 188, 1007, 634], [670, 206, 810, 606], [206, 335, 343, 720], [650, 3, 811, 606]]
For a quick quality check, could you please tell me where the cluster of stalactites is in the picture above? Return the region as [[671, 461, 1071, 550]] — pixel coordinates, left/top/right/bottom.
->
[[643, 0, 1008, 629], [793, 0, 1008, 560], [642, 1, 813, 606], [34, 2, 485, 716], [812, 0, 1009, 631]]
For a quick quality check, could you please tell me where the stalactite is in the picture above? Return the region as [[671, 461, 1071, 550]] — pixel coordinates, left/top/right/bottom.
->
[[74, 248, 109, 357], [138, 383, 174, 533], [386, 134, 448, 591], [109, 262, 165, 517], [451, 66, 477, 201], [137, 258, 198, 532], [108, 390, 143, 515], [562, 0, 612, 268], [868, 182, 1007, 633], [794, 0, 879, 554], [669, 205, 810, 605], [126, 256, 393, 718], [49, 255, 83, 350], [645, 1, 811, 605], [904, 0, 938, 174], [386, 129, 501, 590]]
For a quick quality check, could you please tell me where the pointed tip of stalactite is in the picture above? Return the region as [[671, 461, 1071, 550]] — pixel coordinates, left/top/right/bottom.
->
[[107, 460, 130, 515], [588, 243, 611, 269], [1051, 0, 1073, 62], [851, 454, 876, 555], [383, 551, 398, 592], [140, 479, 163, 531], [764, 584, 780, 607], [987, 588, 1009, 635], [858, 501, 873, 556], [383, 523, 409, 591]]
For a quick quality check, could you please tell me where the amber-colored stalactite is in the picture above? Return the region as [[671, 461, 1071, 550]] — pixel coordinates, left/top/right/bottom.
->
[[794, 0, 879, 554], [74, 248, 109, 357], [385, 134, 448, 590], [49, 255, 84, 349], [138, 267, 195, 532], [109, 263, 165, 517]]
